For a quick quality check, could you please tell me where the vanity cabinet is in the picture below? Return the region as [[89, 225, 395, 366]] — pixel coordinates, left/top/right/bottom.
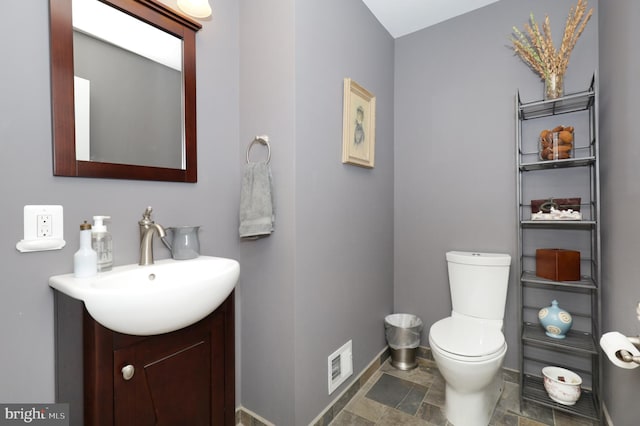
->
[[515, 75, 601, 422], [55, 292, 235, 426]]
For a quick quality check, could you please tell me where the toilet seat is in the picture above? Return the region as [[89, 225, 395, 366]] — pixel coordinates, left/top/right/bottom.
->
[[430, 316, 506, 362]]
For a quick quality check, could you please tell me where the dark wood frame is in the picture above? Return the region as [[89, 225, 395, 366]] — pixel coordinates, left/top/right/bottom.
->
[[49, 0, 201, 182]]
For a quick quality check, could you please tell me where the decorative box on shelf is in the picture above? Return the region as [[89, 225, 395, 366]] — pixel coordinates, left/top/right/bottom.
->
[[531, 198, 582, 221], [536, 249, 580, 281], [531, 198, 581, 213]]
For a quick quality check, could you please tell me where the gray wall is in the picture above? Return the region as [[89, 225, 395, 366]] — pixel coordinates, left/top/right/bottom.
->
[[5, 0, 639, 424], [238, 0, 394, 424], [238, 1, 297, 424], [599, 1, 640, 425], [294, 1, 394, 423], [393, 0, 598, 372], [0, 0, 240, 404]]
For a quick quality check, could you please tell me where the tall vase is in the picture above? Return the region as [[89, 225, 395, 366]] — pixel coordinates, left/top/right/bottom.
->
[[544, 73, 564, 100]]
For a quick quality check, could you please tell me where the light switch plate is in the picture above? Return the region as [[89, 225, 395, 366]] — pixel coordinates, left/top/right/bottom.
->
[[16, 205, 66, 252]]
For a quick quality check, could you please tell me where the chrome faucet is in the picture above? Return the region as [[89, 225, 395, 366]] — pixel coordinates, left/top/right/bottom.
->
[[138, 207, 166, 266]]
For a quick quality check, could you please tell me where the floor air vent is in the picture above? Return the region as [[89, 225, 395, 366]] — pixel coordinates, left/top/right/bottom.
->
[[328, 340, 353, 394]]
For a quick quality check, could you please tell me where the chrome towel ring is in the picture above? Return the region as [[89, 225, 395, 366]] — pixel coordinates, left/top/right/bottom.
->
[[246, 135, 271, 164]]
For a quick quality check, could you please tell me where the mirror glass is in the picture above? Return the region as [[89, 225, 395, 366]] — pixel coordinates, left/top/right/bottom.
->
[[73, 0, 183, 169], [50, 0, 201, 182]]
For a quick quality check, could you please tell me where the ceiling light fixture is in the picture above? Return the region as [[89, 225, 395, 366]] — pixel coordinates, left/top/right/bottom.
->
[[177, 0, 212, 19]]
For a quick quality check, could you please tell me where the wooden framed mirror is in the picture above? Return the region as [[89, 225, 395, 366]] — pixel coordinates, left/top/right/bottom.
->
[[50, 0, 201, 182]]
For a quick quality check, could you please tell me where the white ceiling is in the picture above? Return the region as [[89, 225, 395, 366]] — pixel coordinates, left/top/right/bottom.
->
[[362, 0, 500, 38]]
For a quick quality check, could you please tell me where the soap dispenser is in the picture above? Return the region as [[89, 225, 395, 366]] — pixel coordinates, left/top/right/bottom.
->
[[74, 221, 97, 278], [91, 215, 113, 272]]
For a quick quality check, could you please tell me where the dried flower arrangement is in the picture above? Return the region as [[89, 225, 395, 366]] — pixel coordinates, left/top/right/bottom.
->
[[511, 0, 593, 99]]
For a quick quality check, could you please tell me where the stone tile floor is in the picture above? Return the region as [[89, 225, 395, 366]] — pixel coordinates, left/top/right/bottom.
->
[[329, 357, 598, 426]]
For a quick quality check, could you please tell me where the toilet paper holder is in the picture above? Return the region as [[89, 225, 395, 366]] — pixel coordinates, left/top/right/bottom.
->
[[612, 301, 640, 364], [618, 336, 640, 364], [601, 302, 640, 365]]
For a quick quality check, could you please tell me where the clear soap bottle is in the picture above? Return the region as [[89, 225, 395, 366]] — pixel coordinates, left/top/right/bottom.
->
[[91, 215, 113, 272], [74, 221, 97, 278]]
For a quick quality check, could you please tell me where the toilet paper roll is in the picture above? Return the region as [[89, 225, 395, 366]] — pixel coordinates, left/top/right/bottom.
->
[[600, 331, 640, 369]]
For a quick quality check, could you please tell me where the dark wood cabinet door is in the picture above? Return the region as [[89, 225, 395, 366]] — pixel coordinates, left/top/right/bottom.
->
[[113, 330, 213, 425], [83, 292, 234, 425]]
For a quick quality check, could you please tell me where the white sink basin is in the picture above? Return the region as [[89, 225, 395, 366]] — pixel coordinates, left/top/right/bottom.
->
[[49, 256, 239, 336]]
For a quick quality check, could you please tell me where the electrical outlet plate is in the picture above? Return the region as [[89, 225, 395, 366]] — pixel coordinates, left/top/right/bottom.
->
[[16, 205, 66, 252]]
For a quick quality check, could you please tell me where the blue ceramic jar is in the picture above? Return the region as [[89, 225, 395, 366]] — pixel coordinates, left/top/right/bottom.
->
[[538, 300, 573, 339]]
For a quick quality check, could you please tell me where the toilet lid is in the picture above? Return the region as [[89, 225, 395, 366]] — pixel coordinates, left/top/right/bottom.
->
[[430, 317, 505, 357]]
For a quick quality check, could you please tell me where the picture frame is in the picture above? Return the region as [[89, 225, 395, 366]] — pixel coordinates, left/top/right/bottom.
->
[[342, 78, 376, 168]]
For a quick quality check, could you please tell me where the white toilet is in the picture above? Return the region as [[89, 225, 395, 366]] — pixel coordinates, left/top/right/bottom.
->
[[428, 251, 511, 426]]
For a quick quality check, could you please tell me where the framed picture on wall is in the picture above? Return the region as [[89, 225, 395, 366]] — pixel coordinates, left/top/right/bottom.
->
[[342, 78, 376, 168]]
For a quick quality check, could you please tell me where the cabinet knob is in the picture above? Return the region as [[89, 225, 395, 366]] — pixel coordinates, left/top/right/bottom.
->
[[121, 364, 135, 381]]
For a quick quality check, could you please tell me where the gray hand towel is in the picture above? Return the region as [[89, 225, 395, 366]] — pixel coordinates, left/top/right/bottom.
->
[[239, 162, 275, 239]]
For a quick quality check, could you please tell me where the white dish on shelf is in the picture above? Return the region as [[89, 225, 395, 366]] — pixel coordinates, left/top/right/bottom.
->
[[542, 366, 582, 405]]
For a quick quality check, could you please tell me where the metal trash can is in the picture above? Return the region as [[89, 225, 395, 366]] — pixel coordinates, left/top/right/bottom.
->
[[384, 314, 423, 370]]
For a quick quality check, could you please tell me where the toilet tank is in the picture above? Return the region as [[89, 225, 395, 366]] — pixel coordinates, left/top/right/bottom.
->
[[446, 251, 511, 320]]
